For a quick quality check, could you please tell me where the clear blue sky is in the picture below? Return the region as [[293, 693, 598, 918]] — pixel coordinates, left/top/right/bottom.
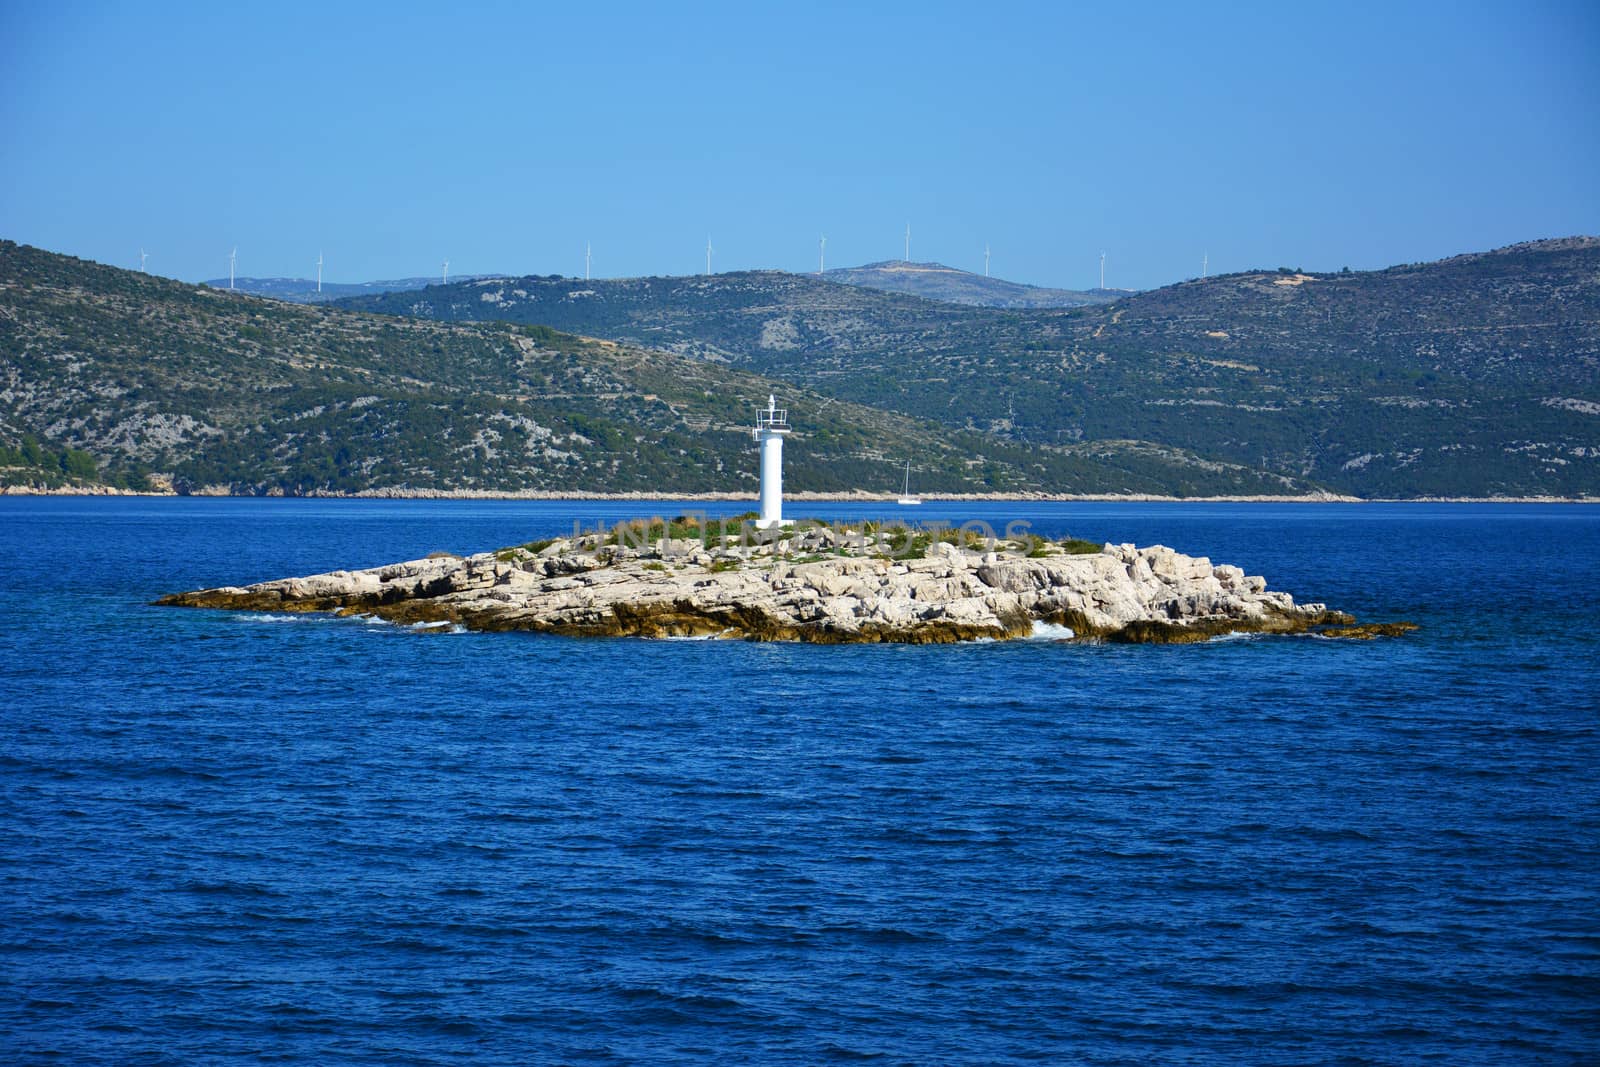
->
[[2, 0, 1596, 291]]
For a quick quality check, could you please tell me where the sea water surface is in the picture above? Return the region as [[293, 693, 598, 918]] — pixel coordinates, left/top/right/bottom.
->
[[2, 498, 1597, 1065]]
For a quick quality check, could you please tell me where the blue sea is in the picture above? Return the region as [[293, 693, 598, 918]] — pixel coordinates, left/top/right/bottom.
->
[[2, 498, 1597, 1065]]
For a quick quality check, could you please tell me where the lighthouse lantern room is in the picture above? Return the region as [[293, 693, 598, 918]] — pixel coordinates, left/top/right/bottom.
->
[[753, 395, 791, 529]]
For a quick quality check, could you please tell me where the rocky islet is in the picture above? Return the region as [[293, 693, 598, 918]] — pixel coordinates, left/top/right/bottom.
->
[[157, 519, 1411, 644]]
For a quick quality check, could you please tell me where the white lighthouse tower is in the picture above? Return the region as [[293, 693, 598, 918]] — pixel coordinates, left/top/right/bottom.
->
[[753, 394, 790, 529]]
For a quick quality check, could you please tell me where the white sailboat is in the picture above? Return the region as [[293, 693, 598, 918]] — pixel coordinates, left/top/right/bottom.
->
[[897, 460, 921, 506]]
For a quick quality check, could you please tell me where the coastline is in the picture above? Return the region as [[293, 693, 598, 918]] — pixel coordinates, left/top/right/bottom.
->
[[3, 485, 1597, 504]]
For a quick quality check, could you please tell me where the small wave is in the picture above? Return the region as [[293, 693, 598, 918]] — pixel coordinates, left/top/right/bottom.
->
[[409, 620, 466, 634], [357, 614, 466, 634], [235, 610, 465, 634], [124, 763, 223, 782], [180, 879, 279, 898], [368, 936, 455, 955], [405, 1014, 483, 1036], [818, 923, 943, 944], [1027, 621, 1076, 641], [818, 1043, 893, 1061]]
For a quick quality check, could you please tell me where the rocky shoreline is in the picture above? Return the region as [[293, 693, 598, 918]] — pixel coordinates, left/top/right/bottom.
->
[[8, 484, 1596, 503], [156, 520, 1413, 644]]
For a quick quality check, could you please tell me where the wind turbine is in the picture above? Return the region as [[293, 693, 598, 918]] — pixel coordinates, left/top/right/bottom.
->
[[1099, 251, 1106, 290], [229, 247, 237, 290], [819, 234, 826, 274], [139, 248, 148, 273], [705, 235, 714, 276], [316, 251, 323, 294], [1201, 251, 1208, 279], [904, 223, 911, 262], [441, 259, 449, 285], [585, 241, 592, 281], [984, 244, 991, 278]]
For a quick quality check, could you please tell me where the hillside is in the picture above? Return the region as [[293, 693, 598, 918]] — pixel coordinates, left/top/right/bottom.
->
[[825, 260, 1117, 308], [204, 274, 498, 304], [337, 269, 1044, 365], [215, 262, 1108, 311], [0, 241, 1314, 497], [338, 240, 1600, 497]]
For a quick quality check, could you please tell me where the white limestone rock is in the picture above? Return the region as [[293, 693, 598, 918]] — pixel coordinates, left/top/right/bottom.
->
[[159, 531, 1353, 644]]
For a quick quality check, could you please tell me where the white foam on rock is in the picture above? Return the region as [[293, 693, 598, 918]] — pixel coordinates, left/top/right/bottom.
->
[[1028, 621, 1076, 641], [657, 629, 736, 641], [237, 611, 465, 635]]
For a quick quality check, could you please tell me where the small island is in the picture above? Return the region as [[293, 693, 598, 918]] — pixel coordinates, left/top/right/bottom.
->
[[156, 515, 1412, 644]]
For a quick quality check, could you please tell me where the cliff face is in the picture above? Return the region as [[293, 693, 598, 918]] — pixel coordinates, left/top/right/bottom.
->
[[157, 526, 1394, 645]]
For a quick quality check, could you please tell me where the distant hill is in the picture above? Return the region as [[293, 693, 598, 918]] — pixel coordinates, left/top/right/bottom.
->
[[824, 260, 1118, 308], [216, 262, 1109, 310], [202, 274, 500, 304], [337, 239, 1600, 497], [337, 269, 992, 363], [0, 241, 1313, 497]]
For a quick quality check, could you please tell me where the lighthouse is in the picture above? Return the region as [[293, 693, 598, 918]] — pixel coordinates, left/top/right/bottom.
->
[[753, 394, 790, 529]]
